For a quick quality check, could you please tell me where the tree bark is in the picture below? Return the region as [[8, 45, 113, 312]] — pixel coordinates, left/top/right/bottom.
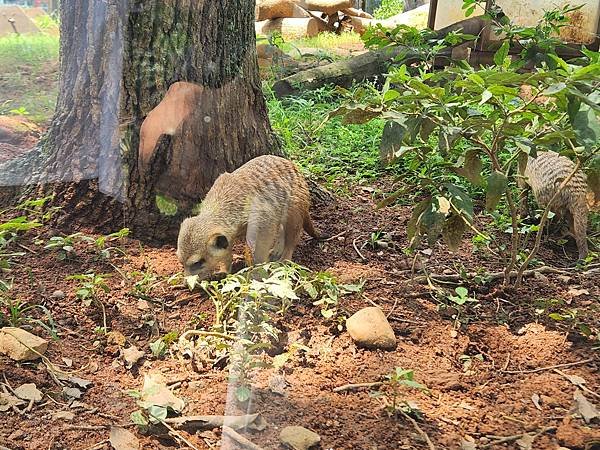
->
[[4, 0, 281, 242]]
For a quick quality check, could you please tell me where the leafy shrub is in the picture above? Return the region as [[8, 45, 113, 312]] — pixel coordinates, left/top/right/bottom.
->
[[374, 0, 405, 20]]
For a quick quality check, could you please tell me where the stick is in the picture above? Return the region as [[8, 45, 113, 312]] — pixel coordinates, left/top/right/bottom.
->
[[398, 410, 435, 450], [480, 427, 555, 449], [222, 426, 265, 450], [411, 265, 569, 284], [352, 238, 367, 261], [501, 358, 593, 374], [553, 369, 600, 399], [165, 414, 260, 431], [179, 330, 236, 341], [160, 419, 201, 450], [333, 382, 383, 393]]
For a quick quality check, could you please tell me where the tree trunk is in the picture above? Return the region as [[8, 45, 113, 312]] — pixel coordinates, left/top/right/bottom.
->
[[10, 0, 281, 242]]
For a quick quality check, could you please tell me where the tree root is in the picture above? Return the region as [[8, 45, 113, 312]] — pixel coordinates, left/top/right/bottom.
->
[[412, 265, 570, 284]]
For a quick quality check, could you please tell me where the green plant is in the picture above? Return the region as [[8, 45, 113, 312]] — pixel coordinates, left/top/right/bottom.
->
[[67, 273, 111, 303], [0, 296, 57, 339], [181, 262, 361, 401], [149, 332, 179, 358], [44, 232, 93, 260], [93, 228, 130, 259], [447, 286, 477, 306], [372, 368, 427, 418], [336, 24, 600, 286], [535, 298, 596, 338], [374, 0, 405, 20]]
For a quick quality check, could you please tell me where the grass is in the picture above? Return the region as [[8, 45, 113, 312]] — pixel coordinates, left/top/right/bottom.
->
[[0, 33, 59, 123], [293, 31, 363, 50], [266, 85, 388, 190]]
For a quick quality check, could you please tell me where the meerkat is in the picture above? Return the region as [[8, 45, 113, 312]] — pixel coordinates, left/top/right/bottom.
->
[[177, 155, 319, 278], [520, 151, 589, 259]]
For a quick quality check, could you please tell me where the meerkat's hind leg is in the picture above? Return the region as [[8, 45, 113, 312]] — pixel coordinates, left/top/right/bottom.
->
[[268, 224, 286, 262], [247, 217, 280, 265], [280, 208, 303, 261]]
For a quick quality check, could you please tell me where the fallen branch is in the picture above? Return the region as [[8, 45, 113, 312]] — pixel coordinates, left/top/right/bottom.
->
[[501, 358, 593, 375], [165, 414, 261, 431], [481, 426, 556, 449], [553, 369, 600, 399], [333, 381, 383, 392], [411, 265, 569, 284], [222, 426, 265, 450], [398, 410, 435, 450], [352, 237, 367, 261]]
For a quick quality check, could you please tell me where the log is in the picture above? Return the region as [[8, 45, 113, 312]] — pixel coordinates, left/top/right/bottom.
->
[[255, 0, 353, 19], [271, 16, 488, 98], [272, 46, 408, 97], [255, 17, 330, 40], [342, 7, 373, 19], [255, 1, 310, 20]]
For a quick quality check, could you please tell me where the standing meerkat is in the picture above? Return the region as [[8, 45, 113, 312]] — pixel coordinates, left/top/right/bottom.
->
[[177, 155, 319, 278], [521, 151, 589, 259]]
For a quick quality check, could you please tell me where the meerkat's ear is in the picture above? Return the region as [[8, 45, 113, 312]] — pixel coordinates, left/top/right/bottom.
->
[[213, 234, 229, 250]]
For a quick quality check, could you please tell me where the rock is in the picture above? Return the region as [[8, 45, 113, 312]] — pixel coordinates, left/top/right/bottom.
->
[[122, 346, 145, 369], [0, 327, 48, 361], [346, 307, 397, 350], [52, 410, 75, 421], [9, 429, 25, 440], [14, 383, 43, 402], [280, 426, 321, 450], [51, 290, 65, 299]]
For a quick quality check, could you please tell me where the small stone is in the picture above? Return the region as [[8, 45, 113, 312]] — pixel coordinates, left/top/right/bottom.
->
[[280, 426, 321, 450], [52, 411, 75, 421], [0, 327, 48, 361], [51, 290, 65, 299], [9, 430, 25, 440], [533, 271, 549, 283], [346, 307, 396, 350]]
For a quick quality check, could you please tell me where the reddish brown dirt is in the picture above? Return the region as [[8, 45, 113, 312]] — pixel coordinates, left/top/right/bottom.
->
[[0, 183, 599, 450]]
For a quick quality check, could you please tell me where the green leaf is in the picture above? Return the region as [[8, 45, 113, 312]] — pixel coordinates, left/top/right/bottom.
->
[[480, 89, 493, 105], [442, 214, 467, 252], [542, 82, 566, 96], [130, 410, 149, 426], [455, 287, 468, 297], [454, 150, 483, 186], [493, 41, 510, 66], [438, 127, 462, 155], [485, 171, 508, 211], [383, 89, 401, 103], [235, 385, 252, 402], [380, 119, 407, 165], [571, 104, 600, 150]]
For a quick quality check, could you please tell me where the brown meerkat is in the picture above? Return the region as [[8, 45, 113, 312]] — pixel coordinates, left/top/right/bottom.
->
[[177, 155, 319, 278], [521, 151, 589, 259]]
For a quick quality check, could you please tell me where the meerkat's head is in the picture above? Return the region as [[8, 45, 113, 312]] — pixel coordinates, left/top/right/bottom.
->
[[176, 216, 233, 279]]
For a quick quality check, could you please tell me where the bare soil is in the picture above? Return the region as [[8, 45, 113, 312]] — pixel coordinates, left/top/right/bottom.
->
[[1, 180, 599, 450]]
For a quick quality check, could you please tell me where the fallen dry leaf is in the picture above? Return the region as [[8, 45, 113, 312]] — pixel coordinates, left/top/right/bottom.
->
[[531, 393, 542, 411], [516, 433, 535, 449], [110, 426, 140, 450], [14, 383, 43, 402], [123, 346, 145, 369], [107, 331, 127, 347], [138, 372, 185, 413], [567, 288, 589, 298], [0, 392, 25, 412], [52, 410, 75, 421], [63, 387, 83, 400], [574, 389, 599, 424]]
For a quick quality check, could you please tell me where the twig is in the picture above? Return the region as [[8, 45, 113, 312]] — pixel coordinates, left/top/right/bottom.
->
[[82, 440, 109, 450], [317, 230, 347, 242], [553, 369, 600, 399], [398, 410, 435, 450], [411, 265, 569, 284], [160, 418, 201, 450], [179, 330, 236, 341], [480, 426, 555, 449], [17, 242, 38, 254], [333, 382, 383, 393], [501, 358, 593, 374], [501, 353, 511, 372], [352, 238, 367, 261], [222, 426, 265, 450]]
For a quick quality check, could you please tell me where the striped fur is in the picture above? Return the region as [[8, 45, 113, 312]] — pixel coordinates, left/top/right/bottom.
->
[[523, 151, 589, 259], [177, 155, 317, 278]]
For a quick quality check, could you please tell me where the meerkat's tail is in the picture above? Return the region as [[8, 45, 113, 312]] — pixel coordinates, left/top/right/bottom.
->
[[304, 214, 329, 240]]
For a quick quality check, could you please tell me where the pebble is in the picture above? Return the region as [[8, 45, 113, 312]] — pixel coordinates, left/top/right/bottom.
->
[[51, 290, 65, 299], [280, 426, 321, 450], [346, 307, 396, 350], [0, 327, 48, 361]]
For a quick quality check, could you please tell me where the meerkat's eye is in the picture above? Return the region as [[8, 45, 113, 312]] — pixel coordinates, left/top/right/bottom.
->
[[189, 258, 205, 272]]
